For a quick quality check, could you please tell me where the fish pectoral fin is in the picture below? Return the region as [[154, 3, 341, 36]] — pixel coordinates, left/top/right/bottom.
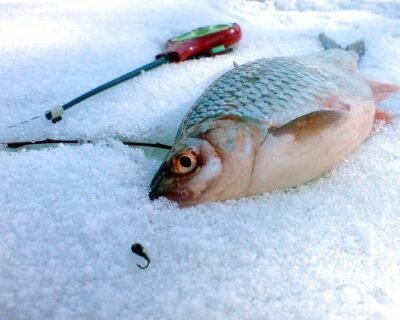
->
[[366, 79, 400, 103], [270, 110, 346, 141]]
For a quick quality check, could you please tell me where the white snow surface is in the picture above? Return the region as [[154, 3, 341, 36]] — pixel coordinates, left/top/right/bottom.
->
[[1, 0, 400, 319]]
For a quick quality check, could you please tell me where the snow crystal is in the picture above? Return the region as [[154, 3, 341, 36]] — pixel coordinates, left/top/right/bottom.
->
[[1, 0, 400, 319]]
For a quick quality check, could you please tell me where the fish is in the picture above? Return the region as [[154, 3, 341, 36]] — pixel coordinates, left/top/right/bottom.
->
[[149, 33, 399, 206]]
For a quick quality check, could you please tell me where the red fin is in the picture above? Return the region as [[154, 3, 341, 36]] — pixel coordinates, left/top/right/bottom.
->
[[366, 79, 400, 103], [375, 109, 394, 123]]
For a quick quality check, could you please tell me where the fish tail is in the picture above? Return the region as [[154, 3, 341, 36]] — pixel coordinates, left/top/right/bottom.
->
[[319, 33, 365, 62], [345, 40, 365, 61], [319, 33, 342, 50]]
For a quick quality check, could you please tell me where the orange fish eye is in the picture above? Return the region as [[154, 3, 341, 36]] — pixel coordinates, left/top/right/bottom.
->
[[171, 150, 198, 174]]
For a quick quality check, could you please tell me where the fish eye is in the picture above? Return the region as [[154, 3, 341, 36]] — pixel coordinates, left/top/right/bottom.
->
[[179, 156, 192, 168], [171, 150, 198, 174]]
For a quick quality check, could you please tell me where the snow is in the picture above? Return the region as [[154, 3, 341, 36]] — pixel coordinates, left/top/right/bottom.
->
[[1, 0, 400, 319]]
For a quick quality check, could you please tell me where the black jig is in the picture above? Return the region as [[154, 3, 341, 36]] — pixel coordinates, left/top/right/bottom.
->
[[131, 243, 151, 269]]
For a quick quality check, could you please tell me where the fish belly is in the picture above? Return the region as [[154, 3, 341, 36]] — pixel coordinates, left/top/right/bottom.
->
[[249, 99, 376, 194]]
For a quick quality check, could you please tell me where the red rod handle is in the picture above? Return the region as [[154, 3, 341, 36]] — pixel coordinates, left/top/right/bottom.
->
[[156, 23, 242, 62]]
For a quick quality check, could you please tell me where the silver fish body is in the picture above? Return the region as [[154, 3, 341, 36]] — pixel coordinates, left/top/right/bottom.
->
[[176, 50, 371, 140], [150, 36, 399, 206]]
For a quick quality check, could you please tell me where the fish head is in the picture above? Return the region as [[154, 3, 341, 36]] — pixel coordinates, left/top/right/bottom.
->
[[149, 116, 264, 206]]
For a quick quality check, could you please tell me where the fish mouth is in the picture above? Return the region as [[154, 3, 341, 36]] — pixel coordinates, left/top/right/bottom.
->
[[149, 170, 188, 203], [149, 171, 164, 200], [148, 186, 183, 202], [149, 187, 192, 204], [148, 188, 159, 201], [148, 165, 198, 205], [149, 173, 195, 205]]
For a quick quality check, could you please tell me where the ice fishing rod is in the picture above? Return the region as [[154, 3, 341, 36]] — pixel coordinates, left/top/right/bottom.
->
[[7, 23, 242, 129], [2, 139, 172, 150]]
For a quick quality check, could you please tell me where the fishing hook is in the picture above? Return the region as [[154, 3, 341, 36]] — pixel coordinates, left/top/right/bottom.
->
[[131, 243, 151, 269]]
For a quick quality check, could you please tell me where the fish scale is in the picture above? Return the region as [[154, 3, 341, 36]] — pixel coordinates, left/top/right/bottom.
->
[[176, 52, 373, 141]]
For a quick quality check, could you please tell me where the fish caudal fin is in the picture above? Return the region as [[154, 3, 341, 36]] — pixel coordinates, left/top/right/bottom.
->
[[319, 33, 365, 62], [319, 33, 341, 50], [345, 40, 365, 61]]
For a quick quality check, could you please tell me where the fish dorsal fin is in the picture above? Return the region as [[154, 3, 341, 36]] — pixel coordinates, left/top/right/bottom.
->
[[270, 110, 345, 141], [309, 49, 358, 73]]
